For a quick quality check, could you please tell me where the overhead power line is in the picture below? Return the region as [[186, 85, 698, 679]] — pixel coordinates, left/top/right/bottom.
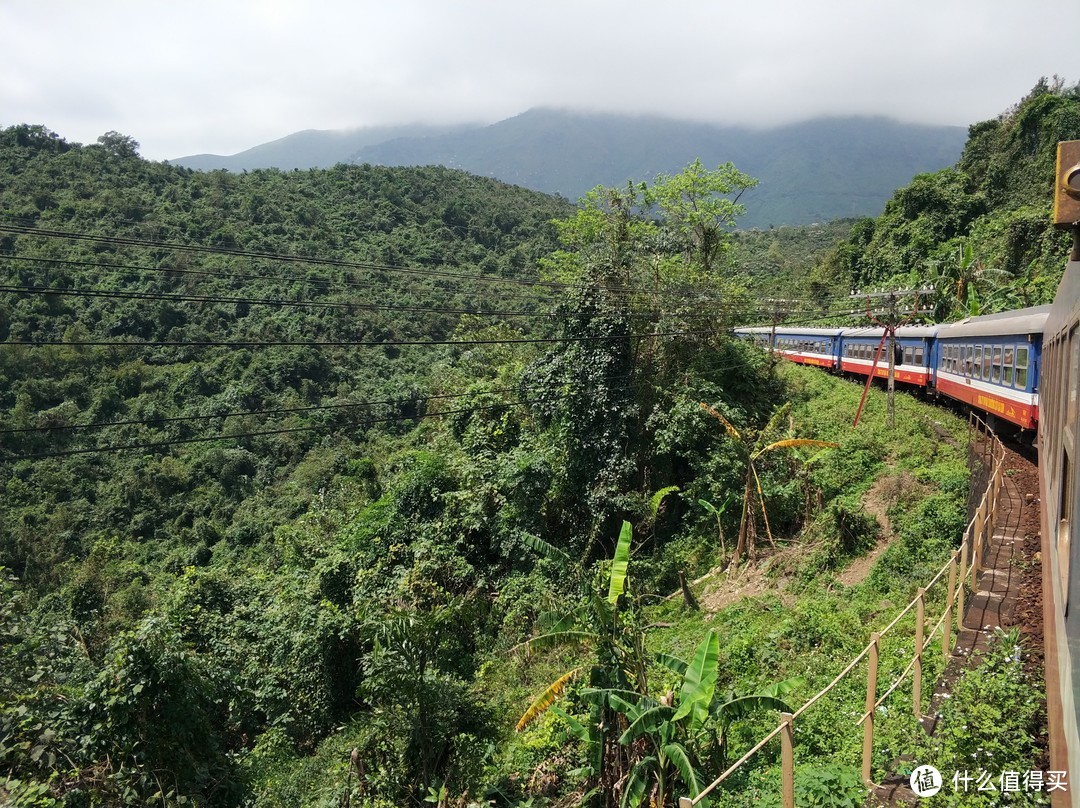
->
[[0, 281, 743, 322], [0, 328, 720, 350], [0, 222, 637, 295], [1, 373, 652, 461]]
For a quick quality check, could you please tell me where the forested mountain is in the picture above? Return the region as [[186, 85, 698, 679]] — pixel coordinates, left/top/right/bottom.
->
[[173, 123, 472, 172], [798, 78, 1080, 319], [0, 77, 1069, 807], [173, 109, 967, 229], [1, 126, 782, 806]]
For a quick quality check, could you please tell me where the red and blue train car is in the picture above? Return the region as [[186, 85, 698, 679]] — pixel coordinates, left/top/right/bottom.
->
[[838, 325, 938, 388], [733, 326, 842, 370], [735, 312, 1046, 432], [931, 306, 1049, 431]]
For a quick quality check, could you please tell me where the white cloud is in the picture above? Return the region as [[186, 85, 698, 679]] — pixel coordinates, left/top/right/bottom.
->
[[0, 0, 1075, 160]]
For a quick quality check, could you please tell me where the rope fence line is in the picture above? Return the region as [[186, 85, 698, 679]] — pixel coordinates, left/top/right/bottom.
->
[[680, 414, 1006, 808]]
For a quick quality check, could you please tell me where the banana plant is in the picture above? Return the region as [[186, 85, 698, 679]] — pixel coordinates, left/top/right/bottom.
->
[[700, 402, 838, 567], [516, 520, 651, 806], [515, 520, 642, 732], [578, 630, 799, 807], [696, 494, 734, 559]]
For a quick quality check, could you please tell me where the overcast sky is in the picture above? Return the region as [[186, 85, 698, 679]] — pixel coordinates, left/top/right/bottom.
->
[[1, 0, 1076, 162]]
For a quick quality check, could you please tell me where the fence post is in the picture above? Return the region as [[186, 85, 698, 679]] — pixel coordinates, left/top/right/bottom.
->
[[913, 588, 925, 719], [958, 537, 968, 625], [971, 502, 984, 589], [943, 552, 957, 656], [781, 712, 795, 808], [862, 632, 880, 786]]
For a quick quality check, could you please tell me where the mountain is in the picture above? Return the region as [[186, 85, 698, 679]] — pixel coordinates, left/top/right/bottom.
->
[[353, 109, 968, 229], [170, 122, 473, 171], [170, 109, 967, 228]]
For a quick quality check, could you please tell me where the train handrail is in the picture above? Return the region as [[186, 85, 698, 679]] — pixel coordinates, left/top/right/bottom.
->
[[679, 414, 1005, 808]]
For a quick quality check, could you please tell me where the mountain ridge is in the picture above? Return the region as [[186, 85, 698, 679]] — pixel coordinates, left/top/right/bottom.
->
[[171, 108, 967, 228]]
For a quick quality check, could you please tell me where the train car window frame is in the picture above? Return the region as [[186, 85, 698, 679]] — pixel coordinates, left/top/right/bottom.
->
[[982, 345, 992, 379], [992, 346, 1002, 384], [1003, 346, 1015, 386], [973, 345, 983, 379], [1015, 345, 1029, 389], [915, 346, 924, 365], [964, 345, 973, 376]]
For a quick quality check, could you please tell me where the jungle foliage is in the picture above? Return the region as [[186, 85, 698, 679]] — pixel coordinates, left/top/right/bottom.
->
[[751, 77, 1080, 320], [0, 76, 1060, 807]]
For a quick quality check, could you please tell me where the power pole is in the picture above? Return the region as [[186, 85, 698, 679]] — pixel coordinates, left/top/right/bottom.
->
[[887, 292, 897, 429], [850, 287, 931, 427]]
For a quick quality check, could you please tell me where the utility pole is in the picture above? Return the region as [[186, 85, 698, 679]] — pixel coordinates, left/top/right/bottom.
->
[[850, 287, 931, 427], [887, 292, 897, 429]]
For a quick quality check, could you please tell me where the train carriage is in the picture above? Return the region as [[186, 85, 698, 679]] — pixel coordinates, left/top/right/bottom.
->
[[733, 326, 842, 370], [1039, 256, 1080, 796], [838, 325, 937, 387], [933, 306, 1049, 431]]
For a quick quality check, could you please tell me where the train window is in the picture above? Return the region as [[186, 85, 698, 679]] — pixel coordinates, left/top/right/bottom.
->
[[965, 345, 973, 376], [1016, 346, 1029, 389], [982, 345, 992, 379], [992, 347, 1002, 383], [915, 346, 924, 365], [1070, 332, 1080, 430], [973, 346, 982, 379], [1003, 346, 1014, 386]]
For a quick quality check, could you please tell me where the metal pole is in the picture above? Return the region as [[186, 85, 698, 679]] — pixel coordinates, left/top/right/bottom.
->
[[887, 293, 897, 429]]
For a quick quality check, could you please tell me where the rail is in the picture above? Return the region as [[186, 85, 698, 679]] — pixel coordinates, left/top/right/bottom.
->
[[679, 414, 1006, 808]]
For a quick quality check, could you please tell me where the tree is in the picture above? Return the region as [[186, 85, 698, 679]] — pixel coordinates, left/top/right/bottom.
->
[[96, 131, 140, 158], [647, 159, 758, 274]]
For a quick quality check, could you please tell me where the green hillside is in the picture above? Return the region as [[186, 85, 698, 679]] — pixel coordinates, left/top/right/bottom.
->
[[804, 78, 1080, 318], [0, 80, 1067, 807]]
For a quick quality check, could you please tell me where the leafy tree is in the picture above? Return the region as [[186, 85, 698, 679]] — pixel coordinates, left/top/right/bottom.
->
[[647, 159, 758, 275]]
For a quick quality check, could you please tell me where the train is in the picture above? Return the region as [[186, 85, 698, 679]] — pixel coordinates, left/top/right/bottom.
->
[[734, 307, 1049, 434]]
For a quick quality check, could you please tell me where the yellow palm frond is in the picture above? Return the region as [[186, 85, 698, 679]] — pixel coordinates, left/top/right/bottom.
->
[[755, 438, 839, 458], [516, 668, 581, 732], [700, 402, 740, 441]]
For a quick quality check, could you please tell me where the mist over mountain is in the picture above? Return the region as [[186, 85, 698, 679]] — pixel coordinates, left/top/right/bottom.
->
[[172, 109, 967, 228], [171, 122, 474, 171]]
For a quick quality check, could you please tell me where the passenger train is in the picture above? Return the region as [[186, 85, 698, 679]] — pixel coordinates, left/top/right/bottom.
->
[[734, 307, 1049, 434], [736, 258, 1080, 800]]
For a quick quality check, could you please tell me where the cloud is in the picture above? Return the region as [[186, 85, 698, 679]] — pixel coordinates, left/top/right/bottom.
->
[[1, 0, 1075, 160]]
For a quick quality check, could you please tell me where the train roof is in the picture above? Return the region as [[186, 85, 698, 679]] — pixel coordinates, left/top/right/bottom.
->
[[734, 326, 843, 336], [935, 305, 1052, 339], [841, 325, 940, 339]]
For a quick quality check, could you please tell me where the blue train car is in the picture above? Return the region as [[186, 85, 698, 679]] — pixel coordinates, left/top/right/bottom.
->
[[933, 306, 1049, 430], [740, 326, 843, 370], [838, 326, 938, 388]]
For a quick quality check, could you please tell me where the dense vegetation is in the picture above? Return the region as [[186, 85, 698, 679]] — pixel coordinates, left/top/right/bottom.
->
[[0, 75, 1069, 807], [751, 77, 1080, 321]]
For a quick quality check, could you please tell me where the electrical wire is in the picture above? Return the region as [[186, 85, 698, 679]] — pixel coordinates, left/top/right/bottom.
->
[[0, 328, 722, 349], [0, 280, 744, 322], [1, 374, 653, 461]]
